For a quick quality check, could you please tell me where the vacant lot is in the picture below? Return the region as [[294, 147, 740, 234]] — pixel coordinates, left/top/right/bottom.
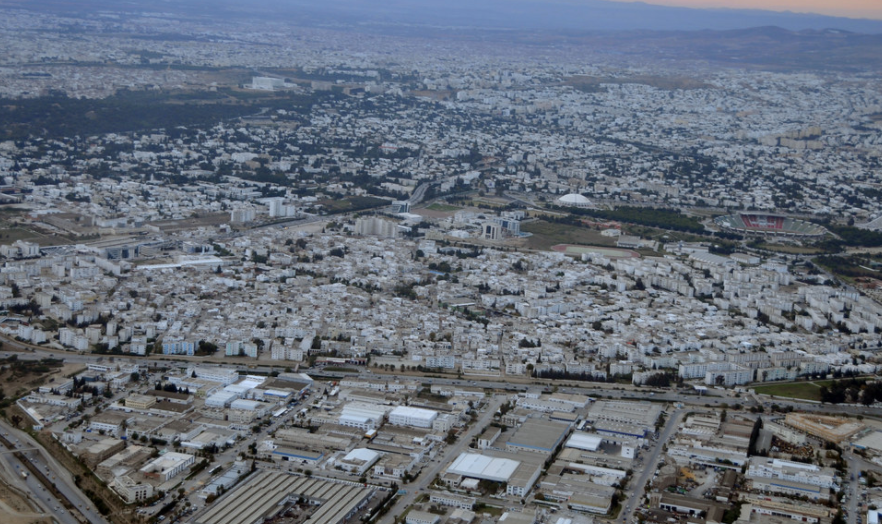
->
[[319, 196, 390, 213], [425, 203, 461, 212], [0, 478, 52, 524], [754, 380, 833, 401], [0, 226, 75, 247], [0, 352, 85, 399], [0, 208, 74, 246], [522, 220, 616, 251]]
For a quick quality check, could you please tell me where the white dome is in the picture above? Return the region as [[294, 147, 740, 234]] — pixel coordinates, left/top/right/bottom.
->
[[556, 193, 592, 207]]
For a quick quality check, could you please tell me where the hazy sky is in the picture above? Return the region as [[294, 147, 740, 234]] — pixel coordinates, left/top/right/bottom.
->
[[611, 0, 882, 20]]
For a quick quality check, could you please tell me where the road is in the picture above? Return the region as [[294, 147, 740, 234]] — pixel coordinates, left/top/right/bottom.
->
[[0, 442, 69, 524], [408, 182, 433, 206], [378, 396, 505, 524], [6, 335, 876, 420], [622, 408, 684, 524], [20, 338, 882, 423], [845, 451, 859, 524], [1, 418, 106, 524]]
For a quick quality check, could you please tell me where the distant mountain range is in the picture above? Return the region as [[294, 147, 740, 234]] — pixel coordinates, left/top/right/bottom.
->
[[4, 0, 882, 70], [5, 0, 882, 34], [251, 0, 882, 34]]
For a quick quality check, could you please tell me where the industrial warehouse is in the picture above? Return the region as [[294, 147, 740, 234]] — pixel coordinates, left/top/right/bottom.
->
[[195, 471, 377, 524]]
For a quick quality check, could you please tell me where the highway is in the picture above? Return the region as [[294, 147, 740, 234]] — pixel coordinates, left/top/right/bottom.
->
[[1, 418, 106, 524], [0, 441, 65, 523], [408, 182, 434, 206], [14, 341, 882, 422]]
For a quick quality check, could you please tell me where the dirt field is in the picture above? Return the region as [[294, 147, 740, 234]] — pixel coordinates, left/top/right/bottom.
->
[[0, 358, 85, 399], [414, 204, 465, 219], [522, 220, 617, 251], [0, 207, 74, 247], [0, 475, 52, 524]]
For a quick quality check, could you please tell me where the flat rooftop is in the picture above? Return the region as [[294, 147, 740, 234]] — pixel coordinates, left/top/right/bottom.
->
[[506, 419, 569, 453], [195, 471, 373, 524]]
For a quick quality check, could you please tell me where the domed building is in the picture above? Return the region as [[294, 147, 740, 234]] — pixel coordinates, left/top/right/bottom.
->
[[555, 193, 592, 208]]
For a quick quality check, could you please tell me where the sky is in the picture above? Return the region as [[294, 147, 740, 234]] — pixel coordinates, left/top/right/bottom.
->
[[610, 0, 882, 20]]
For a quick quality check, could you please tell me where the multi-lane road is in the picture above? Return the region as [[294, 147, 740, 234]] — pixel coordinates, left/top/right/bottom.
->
[[1, 418, 106, 524]]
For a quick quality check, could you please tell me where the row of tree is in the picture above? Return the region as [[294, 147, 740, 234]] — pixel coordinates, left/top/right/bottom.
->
[[819, 378, 882, 405]]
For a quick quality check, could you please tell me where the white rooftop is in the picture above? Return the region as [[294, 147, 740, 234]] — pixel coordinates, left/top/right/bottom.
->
[[343, 448, 380, 464], [447, 452, 520, 483], [565, 432, 603, 452]]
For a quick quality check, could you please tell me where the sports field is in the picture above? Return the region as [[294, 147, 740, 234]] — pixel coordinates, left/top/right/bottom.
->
[[552, 244, 640, 258]]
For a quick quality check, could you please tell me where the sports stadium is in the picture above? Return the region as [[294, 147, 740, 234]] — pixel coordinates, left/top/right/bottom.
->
[[714, 213, 827, 238]]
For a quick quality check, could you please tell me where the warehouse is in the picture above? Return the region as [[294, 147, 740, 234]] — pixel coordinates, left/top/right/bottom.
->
[[205, 391, 238, 408], [506, 461, 543, 497], [270, 446, 324, 465], [337, 448, 381, 475], [565, 432, 603, 452], [230, 399, 267, 413], [506, 419, 570, 455], [339, 402, 390, 430], [195, 471, 374, 524], [388, 406, 438, 428], [446, 453, 520, 483], [587, 400, 661, 427]]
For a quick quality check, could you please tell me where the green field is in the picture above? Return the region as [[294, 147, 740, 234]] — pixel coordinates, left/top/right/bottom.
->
[[753, 380, 833, 401], [522, 220, 617, 251]]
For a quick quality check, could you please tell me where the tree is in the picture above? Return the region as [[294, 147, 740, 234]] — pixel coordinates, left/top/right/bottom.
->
[[197, 340, 218, 356]]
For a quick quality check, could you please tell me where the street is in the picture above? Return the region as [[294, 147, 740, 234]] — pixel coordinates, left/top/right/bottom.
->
[[623, 408, 684, 524], [378, 395, 505, 524]]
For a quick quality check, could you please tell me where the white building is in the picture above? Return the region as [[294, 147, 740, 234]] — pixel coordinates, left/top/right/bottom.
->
[[140, 452, 195, 482], [355, 217, 398, 239], [187, 366, 239, 385], [747, 458, 838, 490], [110, 476, 153, 504], [337, 448, 381, 475], [388, 406, 438, 428]]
